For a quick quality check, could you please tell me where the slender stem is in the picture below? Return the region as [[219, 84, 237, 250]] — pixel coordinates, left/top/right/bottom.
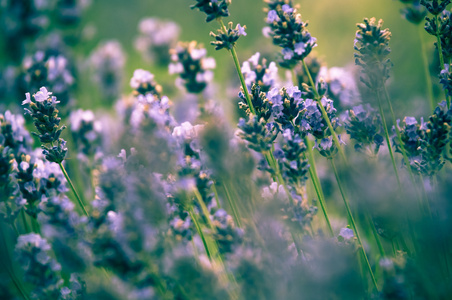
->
[[0, 223, 30, 300], [211, 181, 221, 209], [264, 151, 295, 204], [302, 59, 348, 164], [418, 25, 435, 111], [193, 188, 216, 230], [419, 174, 432, 217], [188, 208, 211, 260], [20, 210, 30, 233], [367, 212, 385, 258], [58, 163, 88, 217], [375, 89, 401, 188], [222, 182, 242, 228], [330, 158, 379, 291], [218, 19, 255, 115], [304, 138, 334, 236]]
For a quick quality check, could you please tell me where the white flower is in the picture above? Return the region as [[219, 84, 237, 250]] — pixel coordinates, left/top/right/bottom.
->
[[33, 87, 52, 102], [130, 69, 154, 89], [169, 62, 184, 74], [201, 57, 216, 70]]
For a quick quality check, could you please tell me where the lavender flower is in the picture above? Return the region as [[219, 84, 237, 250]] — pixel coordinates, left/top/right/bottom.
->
[[354, 18, 392, 91], [0, 145, 23, 222], [241, 52, 279, 93], [135, 17, 180, 65], [345, 104, 384, 155], [15, 233, 68, 299], [190, 0, 230, 22], [23, 87, 68, 164], [399, 1, 427, 24], [280, 129, 309, 185], [22, 51, 75, 108], [0, 110, 32, 157], [130, 69, 162, 98], [420, 0, 451, 15], [169, 41, 215, 93], [237, 116, 279, 153], [69, 109, 103, 164], [424, 8, 452, 61], [210, 22, 247, 51], [90, 40, 126, 99], [267, 86, 303, 129], [297, 96, 339, 140], [238, 84, 273, 121], [264, 2, 317, 68], [440, 63, 452, 97], [211, 208, 243, 253]]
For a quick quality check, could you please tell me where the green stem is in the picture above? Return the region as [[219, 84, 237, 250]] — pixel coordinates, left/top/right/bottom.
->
[[218, 19, 255, 115], [418, 25, 435, 111], [330, 158, 379, 291], [304, 138, 334, 236], [20, 210, 30, 234], [222, 182, 242, 228], [264, 151, 295, 204], [367, 212, 385, 258], [188, 208, 211, 260], [58, 163, 88, 217], [211, 181, 221, 209], [375, 89, 401, 188], [0, 223, 30, 300], [302, 59, 347, 164]]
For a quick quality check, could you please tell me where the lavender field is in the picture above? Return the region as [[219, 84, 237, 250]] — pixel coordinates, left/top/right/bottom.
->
[[1, 0, 452, 299]]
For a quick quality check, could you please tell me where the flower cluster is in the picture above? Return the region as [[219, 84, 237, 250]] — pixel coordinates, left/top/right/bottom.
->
[[280, 129, 309, 185], [345, 104, 384, 155], [399, 0, 428, 24], [70, 109, 103, 164], [241, 52, 278, 93], [263, 2, 317, 68], [354, 18, 392, 91], [238, 84, 273, 121], [15, 233, 83, 299], [0, 110, 32, 156], [135, 17, 180, 65], [190, 0, 230, 22], [319, 66, 361, 110], [211, 209, 243, 253], [423, 7, 452, 61], [22, 87, 68, 164], [393, 101, 452, 176], [21, 51, 75, 108], [130, 69, 163, 98], [169, 41, 216, 94], [0, 145, 23, 222], [440, 63, 452, 97], [420, 0, 451, 15], [237, 116, 279, 153], [0, 0, 50, 60], [90, 40, 126, 100], [210, 22, 247, 51], [268, 86, 303, 129]]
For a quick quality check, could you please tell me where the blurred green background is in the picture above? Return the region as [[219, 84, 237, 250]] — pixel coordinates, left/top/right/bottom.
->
[[77, 0, 434, 116]]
